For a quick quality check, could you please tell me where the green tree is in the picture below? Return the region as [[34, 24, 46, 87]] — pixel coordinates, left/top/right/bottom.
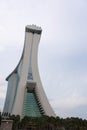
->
[[12, 115, 20, 130]]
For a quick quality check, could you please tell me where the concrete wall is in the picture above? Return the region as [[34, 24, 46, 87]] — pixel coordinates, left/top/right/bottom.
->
[[0, 120, 13, 130]]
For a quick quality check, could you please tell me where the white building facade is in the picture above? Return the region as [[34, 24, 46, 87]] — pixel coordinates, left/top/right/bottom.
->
[[3, 25, 55, 117]]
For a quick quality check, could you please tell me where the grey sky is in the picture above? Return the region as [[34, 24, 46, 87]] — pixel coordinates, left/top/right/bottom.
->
[[0, 0, 87, 119]]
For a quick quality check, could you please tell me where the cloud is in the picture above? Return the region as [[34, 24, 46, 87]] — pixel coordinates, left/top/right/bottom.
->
[[0, 76, 7, 111], [51, 96, 87, 109], [50, 93, 87, 119], [0, 87, 6, 112]]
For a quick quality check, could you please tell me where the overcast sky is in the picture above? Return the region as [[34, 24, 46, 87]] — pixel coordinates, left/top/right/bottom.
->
[[0, 0, 87, 119]]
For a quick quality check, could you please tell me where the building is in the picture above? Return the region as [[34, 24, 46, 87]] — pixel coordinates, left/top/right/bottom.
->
[[0, 120, 13, 130], [3, 25, 55, 117]]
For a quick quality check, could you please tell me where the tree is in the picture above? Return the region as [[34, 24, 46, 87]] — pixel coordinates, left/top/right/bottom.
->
[[12, 115, 20, 130]]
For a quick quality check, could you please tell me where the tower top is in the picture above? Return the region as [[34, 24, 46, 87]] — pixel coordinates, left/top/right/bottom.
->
[[26, 24, 42, 34]]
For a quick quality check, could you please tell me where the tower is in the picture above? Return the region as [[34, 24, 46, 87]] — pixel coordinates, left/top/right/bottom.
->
[[3, 25, 55, 117]]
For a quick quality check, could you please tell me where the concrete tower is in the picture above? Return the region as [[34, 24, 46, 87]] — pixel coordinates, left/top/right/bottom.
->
[[3, 25, 55, 117]]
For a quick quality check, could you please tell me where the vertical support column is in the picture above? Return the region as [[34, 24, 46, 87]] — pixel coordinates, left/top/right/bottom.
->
[[12, 32, 33, 116]]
